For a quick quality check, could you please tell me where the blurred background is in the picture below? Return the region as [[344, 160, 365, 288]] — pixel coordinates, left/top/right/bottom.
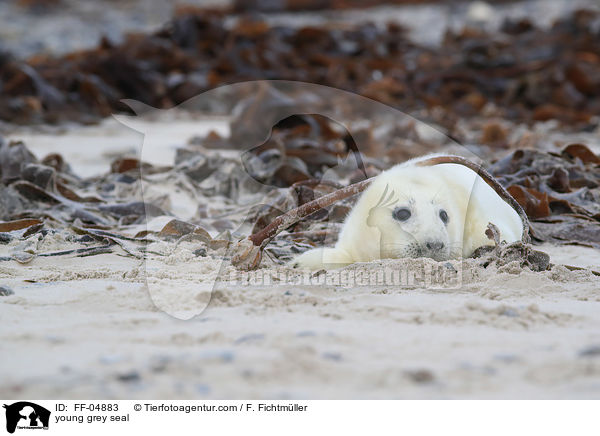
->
[[1, 0, 598, 128], [0, 0, 596, 58]]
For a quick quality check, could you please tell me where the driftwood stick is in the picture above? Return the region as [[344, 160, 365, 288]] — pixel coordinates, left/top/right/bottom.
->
[[231, 154, 531, 270], [250, 178, 372, 247], [231, 178, 373, 270]]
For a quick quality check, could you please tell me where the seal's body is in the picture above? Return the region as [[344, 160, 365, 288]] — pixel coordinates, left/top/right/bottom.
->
[[293, 154, 523, 269]]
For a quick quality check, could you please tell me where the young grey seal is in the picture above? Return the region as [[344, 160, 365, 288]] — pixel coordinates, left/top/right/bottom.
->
[[292, 154, 523, 269]]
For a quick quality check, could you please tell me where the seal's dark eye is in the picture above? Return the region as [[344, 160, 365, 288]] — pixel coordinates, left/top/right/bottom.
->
[[393, 207, 411, 221], [439, 209, 449, 224]]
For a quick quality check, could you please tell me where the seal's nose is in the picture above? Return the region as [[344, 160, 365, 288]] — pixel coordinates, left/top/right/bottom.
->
[[425, 241, 445, 251]]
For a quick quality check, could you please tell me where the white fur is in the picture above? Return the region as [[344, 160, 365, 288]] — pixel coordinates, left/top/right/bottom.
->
[[292, 154, 523, 269]]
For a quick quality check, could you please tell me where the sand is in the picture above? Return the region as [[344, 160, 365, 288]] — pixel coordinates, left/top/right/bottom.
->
[[1, 245, 599, 399], [1, 118, 600, 399]]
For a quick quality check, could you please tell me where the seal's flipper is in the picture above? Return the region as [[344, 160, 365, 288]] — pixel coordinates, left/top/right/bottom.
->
[[290, 247, 353, 270]]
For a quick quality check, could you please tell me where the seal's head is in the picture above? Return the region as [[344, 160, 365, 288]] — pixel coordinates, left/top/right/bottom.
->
[[360, 166, 465, 262]]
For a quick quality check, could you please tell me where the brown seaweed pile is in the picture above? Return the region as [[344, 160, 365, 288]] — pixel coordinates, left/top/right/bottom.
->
[[490, 144, 600, 248], [1, 8, 598, 131], [1, 117, 599, 265]]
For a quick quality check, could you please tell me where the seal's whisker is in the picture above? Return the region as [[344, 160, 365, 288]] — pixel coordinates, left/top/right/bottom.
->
[[374, 184, 390, 208], [383, 188, 396, 206]]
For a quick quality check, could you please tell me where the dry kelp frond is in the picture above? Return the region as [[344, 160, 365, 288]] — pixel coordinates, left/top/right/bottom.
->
[[490, 144, 600, 248]]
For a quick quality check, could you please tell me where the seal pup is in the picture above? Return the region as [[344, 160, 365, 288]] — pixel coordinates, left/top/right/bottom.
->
[[292, 154, 523, 269]]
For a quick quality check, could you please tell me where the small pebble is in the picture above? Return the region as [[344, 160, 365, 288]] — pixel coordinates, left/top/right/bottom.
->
[[405, 369, 435, 383], [0, 286, 14, 296], [193, 248, 207, 257], [579, 345, 600, 358], [116, 371, 141, 383]]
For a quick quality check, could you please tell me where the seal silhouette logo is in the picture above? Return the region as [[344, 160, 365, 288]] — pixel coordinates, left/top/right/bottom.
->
[[3, 402, 50, 434]]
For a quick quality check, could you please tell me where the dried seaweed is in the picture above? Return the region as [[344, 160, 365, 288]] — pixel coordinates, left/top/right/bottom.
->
[[1, 124, 598, 272], [490, 144, 600, 248], [472, 223, 550, 272], [1, 9, 598, 130]]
